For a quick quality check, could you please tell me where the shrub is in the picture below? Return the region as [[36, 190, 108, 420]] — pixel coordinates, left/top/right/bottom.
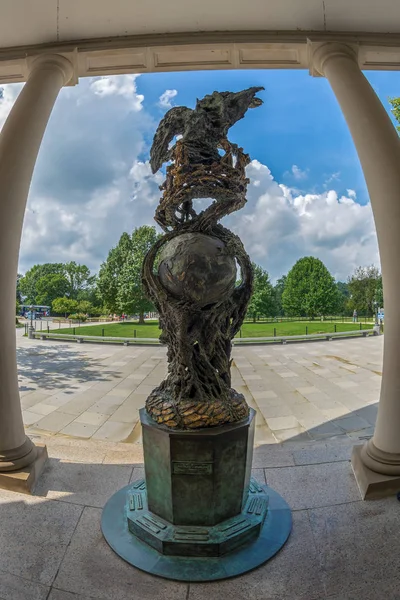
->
[[67, 313, 87, 322]]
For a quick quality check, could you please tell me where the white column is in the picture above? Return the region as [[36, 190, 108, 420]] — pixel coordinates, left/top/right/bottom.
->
[[312, 42, 400, 475], [0, 55, 73, 471]]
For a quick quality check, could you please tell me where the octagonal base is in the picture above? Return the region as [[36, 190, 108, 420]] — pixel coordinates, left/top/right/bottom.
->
[[101, 480, 292, 582]]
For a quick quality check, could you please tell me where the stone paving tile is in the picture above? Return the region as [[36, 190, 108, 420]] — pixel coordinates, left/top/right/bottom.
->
[[0, 571, 49, 600], [23, 410, 45, 426], [273, 427, 310, 442], [60, 422, 102, 438], [18, 335, 384, 442], [34, 460, 133, 508], [252, 444, 295, 468], [54, 507, 188, 600], [189, 511, 325, 600], [292, 439, 354, 465], [0, 489, 83, 586], [33, 411, 76, 433], [48, 590, 94, 600], [92, 419, 135, 442], [265, 415, 300, 431], [74, 411, 110, 426], [334, 414, 372, 432], [264, 461, 360, 510], [324, 578, 400, 600], [309, 498, 400, 597]]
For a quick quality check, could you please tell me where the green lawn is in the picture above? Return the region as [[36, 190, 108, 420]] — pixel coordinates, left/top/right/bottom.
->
[[50, 320, 371, 339]]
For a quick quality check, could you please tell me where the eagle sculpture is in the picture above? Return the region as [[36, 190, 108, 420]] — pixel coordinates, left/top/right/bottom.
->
[[150, 86, 264, 174]]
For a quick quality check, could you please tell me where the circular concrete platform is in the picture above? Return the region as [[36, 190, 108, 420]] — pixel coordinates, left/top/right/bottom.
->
[[101, 482, 292, 582]]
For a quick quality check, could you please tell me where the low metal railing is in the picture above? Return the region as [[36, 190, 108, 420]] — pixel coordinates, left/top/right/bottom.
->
[[30, 328, 379, 346]]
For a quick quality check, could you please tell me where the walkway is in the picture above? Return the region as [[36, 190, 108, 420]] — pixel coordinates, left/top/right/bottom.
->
[[17, 334, 382, 445], [4, 334, 399, 600]]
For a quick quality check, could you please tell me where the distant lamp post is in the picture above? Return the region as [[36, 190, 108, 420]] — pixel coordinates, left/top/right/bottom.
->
[[373, 300, 379, 325], [28, 304, 35, 339]]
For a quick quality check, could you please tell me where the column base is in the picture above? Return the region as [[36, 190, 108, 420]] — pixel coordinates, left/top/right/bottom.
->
[[351, 445, 400, 499], [361, 438, 400, 475], [0, 436, 38, 472], [0, 443, 47, 495]]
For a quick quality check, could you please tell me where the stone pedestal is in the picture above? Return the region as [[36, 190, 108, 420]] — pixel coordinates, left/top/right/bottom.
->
[[141, 407, 255, 527], [102, 408, 292, 581]]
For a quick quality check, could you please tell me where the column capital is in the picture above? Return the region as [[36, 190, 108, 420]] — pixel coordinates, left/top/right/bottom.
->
[[308, 41, 358, 77], [27, 54, 76, 86]]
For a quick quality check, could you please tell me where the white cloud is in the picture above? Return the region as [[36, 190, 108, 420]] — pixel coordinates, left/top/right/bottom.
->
[[226, 160, 379, 281], [159, 89, 178, 109], [90, 75, 144, 111], [0, 76, 378, 283], [290, 164, 308, 180]]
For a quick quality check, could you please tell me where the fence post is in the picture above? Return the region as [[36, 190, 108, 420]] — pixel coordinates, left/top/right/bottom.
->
[[134, 329, 137, 338], [102, 328, 105, 337], [47, 324, 49, 333], [334, 324, 337, 333], [73, 327, 76, 335], [239, 329, 242, 338], [274, 328, 276, 337], [40, 321, 42, 331]]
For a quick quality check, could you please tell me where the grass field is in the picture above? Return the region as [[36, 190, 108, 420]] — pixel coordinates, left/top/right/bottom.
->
[[50, 320, 372, 339]]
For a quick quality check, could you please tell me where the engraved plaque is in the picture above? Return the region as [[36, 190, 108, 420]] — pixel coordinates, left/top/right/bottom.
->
[[172, 461, 213, 475]]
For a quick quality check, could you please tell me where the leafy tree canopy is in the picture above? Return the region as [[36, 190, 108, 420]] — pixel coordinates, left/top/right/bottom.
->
[[347, 265, 381, 315], [282, 256, 339, 318], [52, 297, 79, 317], [247, 264, 275, 321], [97, 226, 160, 322], [273, 275, 287, 317], [389, 97, 400, 132], [19, 262, 96, 306]]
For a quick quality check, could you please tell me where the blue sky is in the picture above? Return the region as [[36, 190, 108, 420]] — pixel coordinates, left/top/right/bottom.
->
[[2, 67, 398, 281], [138, 68, 400, 205]]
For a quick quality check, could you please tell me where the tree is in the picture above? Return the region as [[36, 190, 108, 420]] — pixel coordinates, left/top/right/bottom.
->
[[97, 232, 132, 313], [247, 264, 275, 321], [19, 263, 65, 303], [273, 275, 287, 317], [336, 281, 351, 315], [52, 297, 79, 318], [78, 300, 93, 315], [97, 226, 160, 323], [16, 273, 23, 305], [347, 265, 381, 315], [36, 273, 70, 306], [116, 226, 160, 323], [282, 257, 340, 318], [389, 97, 400, 132], [64, 261, 96, 300]]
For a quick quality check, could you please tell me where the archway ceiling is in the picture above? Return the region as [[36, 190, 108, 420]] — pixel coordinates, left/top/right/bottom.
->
[[1, 0, 400, 82], [2, 0, 400, 46]]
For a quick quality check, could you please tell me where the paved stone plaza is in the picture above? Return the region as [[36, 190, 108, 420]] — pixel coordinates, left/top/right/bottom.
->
[[17, 330, 382, 446], [3, 333, 398, 600]]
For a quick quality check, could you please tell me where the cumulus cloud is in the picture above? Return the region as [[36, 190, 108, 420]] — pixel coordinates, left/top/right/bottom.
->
[[159, 89, 178, 109], [90, 75, 144, 111], [290, 164, 308, 180], [226, 161, 379, 281], [0, 75, 378, 283]]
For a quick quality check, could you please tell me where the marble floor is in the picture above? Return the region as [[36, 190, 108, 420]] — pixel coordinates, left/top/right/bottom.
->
[[1, 433, 399, 600], [1, 334, 397, 599]]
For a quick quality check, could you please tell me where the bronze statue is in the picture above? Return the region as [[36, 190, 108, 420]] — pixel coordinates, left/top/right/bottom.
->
[[142, 87, 264, 429]]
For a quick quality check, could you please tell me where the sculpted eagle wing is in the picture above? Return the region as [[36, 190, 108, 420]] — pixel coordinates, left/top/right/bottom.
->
[[150, 106, 193, 174]]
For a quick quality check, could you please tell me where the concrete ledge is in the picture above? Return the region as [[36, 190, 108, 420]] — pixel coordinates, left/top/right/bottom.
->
[[351, 445, 400, 500], [0, 444, 48, 495]]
